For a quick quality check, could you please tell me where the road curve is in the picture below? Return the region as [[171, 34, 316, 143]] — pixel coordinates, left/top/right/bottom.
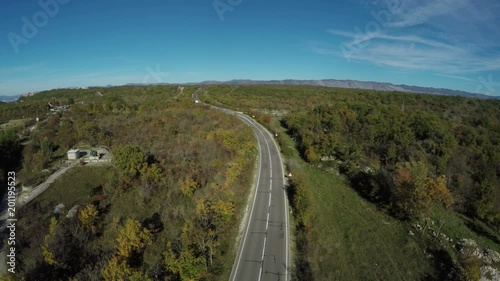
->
[[230, 114, 290, 281], [194, 90, 290, 281]]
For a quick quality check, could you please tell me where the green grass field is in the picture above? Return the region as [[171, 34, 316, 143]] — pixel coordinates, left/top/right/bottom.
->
[[304, 165, 434, 280], [0, 118, 32, 130], [271, 118, 435, 280], [36, 165, 112, 208]]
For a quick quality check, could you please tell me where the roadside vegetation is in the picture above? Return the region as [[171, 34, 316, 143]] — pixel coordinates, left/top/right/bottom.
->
[[204, 84, 500, 280], [1, 86, 256, 280]]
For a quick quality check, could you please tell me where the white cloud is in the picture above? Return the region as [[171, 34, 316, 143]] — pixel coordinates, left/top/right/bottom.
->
[[329, 30, 464, 52], [434, 74, 476, 82], [315, 0, 500, 74], [386, 0, 468, 28], [339, 40, 500, 73]]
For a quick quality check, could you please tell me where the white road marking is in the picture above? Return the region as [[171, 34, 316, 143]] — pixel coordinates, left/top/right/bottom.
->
[[252, 117, 290, 281], [229, 118, 263, 281], [262, 237, 267, 260], [227, 112, 290, 281], [266, 213, 270, 230]]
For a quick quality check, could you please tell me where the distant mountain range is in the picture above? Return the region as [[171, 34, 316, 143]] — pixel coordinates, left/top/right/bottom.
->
[[0, 95, 20, 103], [127, 79, 500, 100], [3, 79, 498, 102]]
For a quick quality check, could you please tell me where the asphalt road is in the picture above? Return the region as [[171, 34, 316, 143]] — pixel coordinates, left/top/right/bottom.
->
[[230, 114, 290, 281], [194, 90, 290, 281]]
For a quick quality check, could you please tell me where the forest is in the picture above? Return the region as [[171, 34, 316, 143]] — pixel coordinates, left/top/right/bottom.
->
[[0, 86, 256, 280]]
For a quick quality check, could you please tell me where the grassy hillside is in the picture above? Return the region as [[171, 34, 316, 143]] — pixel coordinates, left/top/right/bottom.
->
[[306, 165, 433, 280]]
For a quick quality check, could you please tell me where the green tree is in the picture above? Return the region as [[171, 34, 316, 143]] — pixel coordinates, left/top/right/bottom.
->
[[39, 138, 54, 165], [473, 176, 496, 222], [164, 242, 206, 281], [460, 255, 481, 281], [114, 145, 147, 179], [140, 163, 162, 185]]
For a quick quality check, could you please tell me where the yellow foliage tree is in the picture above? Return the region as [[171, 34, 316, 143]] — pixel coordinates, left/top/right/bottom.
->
[[305, 147, 320, 162], [141, 163, 162, 185], [164, 242, 206, 281], [78, 204, 98, 233], [102, 256, 151, 281], [180, 178, 199, 197], [115, 219, 152, 258], [426, 176, 454, 210], [393, 162, 454, 218], [41, 217, 58, 265], [189, 189, 235, 266], [461, 255, 481, 281], [102, 256, 130, 281]]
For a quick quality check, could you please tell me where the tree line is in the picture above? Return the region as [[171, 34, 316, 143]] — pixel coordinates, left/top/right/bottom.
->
[[283, 98, 500, 225]]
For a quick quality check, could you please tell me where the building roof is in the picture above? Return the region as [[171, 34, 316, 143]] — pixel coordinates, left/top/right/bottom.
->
[[68, 149, 80, 153]]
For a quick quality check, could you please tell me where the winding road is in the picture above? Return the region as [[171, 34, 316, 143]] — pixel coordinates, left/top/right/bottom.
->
[[194, 90, 290, 281]]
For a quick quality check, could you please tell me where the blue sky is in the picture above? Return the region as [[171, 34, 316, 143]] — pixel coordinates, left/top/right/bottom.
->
[[1, 0, 499, 96]]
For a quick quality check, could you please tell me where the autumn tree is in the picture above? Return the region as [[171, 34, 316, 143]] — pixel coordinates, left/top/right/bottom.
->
[[305, 147, 320, 162], [392, 161, 454, 218], [42, 217, 59, 266], [140, 162, 162, 185], [100, 218, 153, 280], [288, 172, 312, 228], [78, 204, 99, 234], [190, 189, 234, 266], [180, 178, 199, 197], [102, 256, 151, 281], [460, 255, 481, 281], [164, 242, 206, 281], [41, 217, 87, 275], [115, 219, 152, 258]]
